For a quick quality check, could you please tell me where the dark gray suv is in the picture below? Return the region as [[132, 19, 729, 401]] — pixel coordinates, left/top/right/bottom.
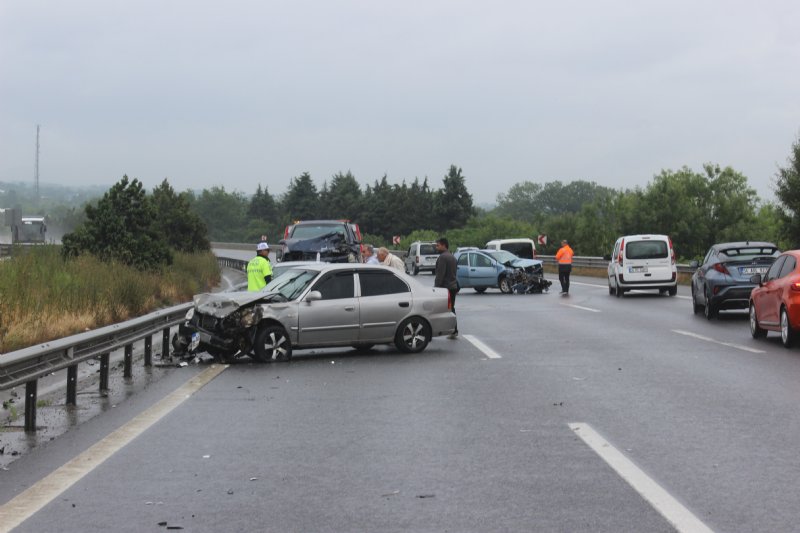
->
[[690, 241, 780, 319]]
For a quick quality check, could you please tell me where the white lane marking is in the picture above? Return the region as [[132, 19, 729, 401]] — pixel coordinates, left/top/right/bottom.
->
[[569, 281, 691, 299], [562, 304, 601, 313], [672, 329, 765, 354], [462, 335, 502, 359], [569, 423, 714, 533], [0, 365, 229, 533]]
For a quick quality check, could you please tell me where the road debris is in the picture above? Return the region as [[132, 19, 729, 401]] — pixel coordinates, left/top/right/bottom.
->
[[381, 490, 400, 497], [202, 454, 211, 459], [416, 494, 435, 499], [177, 361, 189, 368], [227, 489, 234, 495]]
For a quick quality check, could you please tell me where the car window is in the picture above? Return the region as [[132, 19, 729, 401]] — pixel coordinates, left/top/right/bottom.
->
[[420, 244, 437, 255], [779, 256, 797, 278], [474, 253, 493, 268], [264, 269, 318, 300], [765, 256, 786, 281], [311, 271, 355, 300], [457, 254, 469, 266], [291, 224, 345, 240], [486, 250, 518, 264], [702, 249, 714, 266], [612, 241, 620, 260], [719, 247, 780, 259], [626, 240, 668, 259], [359, 271, 410, 296]]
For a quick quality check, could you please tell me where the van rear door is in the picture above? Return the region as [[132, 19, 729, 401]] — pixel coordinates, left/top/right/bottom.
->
[[500, 241, 534, 259], [623, 238, 672, 282]]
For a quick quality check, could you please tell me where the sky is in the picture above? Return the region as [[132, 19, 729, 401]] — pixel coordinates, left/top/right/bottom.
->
[[1, 0, 799, 205]]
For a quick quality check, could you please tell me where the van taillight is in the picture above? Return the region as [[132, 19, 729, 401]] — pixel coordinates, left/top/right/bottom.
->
[[618, 239, 625, 265], [669, 237, 676, 265], [416, 256, 420, 264]]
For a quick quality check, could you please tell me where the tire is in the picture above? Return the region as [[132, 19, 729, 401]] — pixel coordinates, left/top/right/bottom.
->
[[394, 317, 432, 353], [253, 324, 292, 362], [499, 276, 512, 294], [750, 304, 767, 339], [351, 344, 375, 352], [412, 265, 419, 276], [659, 288, 668, 295], [781, 307, 796, 348], [614, 279, 623, 298], [704, 290, 717, 320], [668, 286, 677, 296], [608, 283, 615, 296], [474, 287, 487, 294]]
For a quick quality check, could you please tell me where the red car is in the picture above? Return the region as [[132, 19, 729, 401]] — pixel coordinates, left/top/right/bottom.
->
[[750, 251, 800, 347]]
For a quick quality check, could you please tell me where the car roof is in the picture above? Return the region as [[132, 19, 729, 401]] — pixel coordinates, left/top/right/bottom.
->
[[293, 220, 349, 225], [618, 234, 670, 240]]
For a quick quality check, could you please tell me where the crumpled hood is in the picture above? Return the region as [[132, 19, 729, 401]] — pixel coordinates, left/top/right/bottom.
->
[[507, 258, 542, 269], [194, 291, 275, 318], [282, 232, 349, 253]]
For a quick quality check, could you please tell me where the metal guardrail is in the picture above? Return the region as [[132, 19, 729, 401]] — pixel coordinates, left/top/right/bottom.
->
[[217, 256, 248, 271], [538, 255, 696, 274]]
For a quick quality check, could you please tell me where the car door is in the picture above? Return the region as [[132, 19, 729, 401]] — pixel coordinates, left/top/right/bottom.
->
[[297, 270, 359, 346], [456, 253, 471, 288], [758, 255, 787, 326], [357, 270, 412, 342], [608, 240, 620, 285], [471, 252, 497, 287], [695, 248, 715, 299]]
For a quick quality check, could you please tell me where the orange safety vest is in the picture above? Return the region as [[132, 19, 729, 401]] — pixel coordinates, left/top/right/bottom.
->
[[556, 245, 574, 264]]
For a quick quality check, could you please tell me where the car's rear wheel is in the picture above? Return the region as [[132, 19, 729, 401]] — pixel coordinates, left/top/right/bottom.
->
[[750, 304, 767, 339], [668, 286, 677, 296], [615, 279, 624, 298], [474, 287, 487, 294], [499, 276, 512, 294], [412, 265, 419, 276], [253, 325, 292, 362], [608, 282, 615, 296], [692, 287, 702, 315], [395, 317, 432, 353], [704, 290, 717, 319], [781, 307, 796, 348]]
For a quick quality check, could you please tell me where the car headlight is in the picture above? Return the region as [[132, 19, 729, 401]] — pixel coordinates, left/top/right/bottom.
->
[[185, 308, 195, 321]]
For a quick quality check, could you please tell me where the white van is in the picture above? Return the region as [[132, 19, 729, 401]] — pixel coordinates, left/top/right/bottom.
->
[[404, 241, 439, 275], [484, 238, 537, 259], [607, 234, 677, 297]]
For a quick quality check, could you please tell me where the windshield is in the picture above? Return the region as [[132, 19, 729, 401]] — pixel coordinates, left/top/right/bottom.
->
[[291, 224, 345, 240], [486, 250, 520, 264], [263, 268, 318, 300]]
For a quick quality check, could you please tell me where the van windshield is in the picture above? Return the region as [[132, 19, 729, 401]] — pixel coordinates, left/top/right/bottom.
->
[[626, 240, 668, 260], [499, 242, 534, 259]]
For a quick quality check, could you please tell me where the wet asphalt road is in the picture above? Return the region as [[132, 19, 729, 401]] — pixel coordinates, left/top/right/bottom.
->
[[3, 267, 800, 532]]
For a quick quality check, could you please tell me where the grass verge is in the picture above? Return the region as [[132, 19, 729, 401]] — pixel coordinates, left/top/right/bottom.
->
[[0, 246, 220, 353]]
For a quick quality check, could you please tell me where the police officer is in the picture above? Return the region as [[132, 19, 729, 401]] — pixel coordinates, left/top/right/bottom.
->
[[247, 242, 273, 291]]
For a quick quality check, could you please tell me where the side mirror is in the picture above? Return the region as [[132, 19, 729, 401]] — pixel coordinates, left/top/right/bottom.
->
[[603, 254, 612, 261], [689, 260, 699, 269], [750, 274, 762, 286], [305, 291, 322, 302]]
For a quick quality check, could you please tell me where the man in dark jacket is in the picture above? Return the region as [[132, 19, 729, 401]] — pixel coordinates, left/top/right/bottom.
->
[[434, 237, 459, 338]]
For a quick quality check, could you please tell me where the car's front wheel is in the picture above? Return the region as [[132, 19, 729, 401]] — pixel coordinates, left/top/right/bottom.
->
[[253, 325, 292, 362], [781, 307, 796, 348], [395, 317, 432, 353], [499, 276, 512, 294], [750, 303, 767, 339]]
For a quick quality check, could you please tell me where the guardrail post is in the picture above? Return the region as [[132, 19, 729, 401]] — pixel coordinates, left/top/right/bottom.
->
[[66, 364, 78, 406], [124, 344, 133, 378], [25, 380, 37, 432], [162, 328, 170, 359], [144, 335, 152, 366], [99, 353, 110, 392]]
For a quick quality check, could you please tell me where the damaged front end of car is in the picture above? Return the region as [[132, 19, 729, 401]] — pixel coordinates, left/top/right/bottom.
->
[[279, 232, 359, 263], [505, 259, 552, 294]]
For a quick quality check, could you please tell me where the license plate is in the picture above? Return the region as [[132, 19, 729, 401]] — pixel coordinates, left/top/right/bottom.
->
[[629, 266, 647, 273], [189, 333, 200, 352], [741, 266, 768, 275]]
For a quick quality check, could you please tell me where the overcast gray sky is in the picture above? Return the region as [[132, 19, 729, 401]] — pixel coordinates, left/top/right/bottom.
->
[[1, 0, 799, 204]]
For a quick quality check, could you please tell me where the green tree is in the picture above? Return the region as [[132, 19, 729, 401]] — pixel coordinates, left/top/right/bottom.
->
[[775, 134, 800, 247], [320, 171, 363, 220], [248, 184, 278, 223], [62, 175, 172, 270], [281, 172, 320, 221], [191, 186, 249, 242], [151, 179, 210, 253], [495, 181, 543, 223], [433, 165, 474, 231]]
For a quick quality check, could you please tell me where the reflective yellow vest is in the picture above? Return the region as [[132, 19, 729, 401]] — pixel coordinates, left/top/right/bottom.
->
[[247, 255, 273, 291]]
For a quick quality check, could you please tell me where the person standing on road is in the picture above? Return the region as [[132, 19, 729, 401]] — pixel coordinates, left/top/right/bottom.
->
[[556, 239, 574, 295], [377, 247, 405, 271], [363, 244, 380, 264], [247, 242, 273, 291], [434, 237, 459, 338]]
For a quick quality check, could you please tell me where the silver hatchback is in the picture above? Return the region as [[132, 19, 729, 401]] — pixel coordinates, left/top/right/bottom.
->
[[189, 263, 457, 361]]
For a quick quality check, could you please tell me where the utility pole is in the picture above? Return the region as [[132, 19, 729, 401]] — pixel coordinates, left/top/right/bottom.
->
[[34, 124, 40, 200]]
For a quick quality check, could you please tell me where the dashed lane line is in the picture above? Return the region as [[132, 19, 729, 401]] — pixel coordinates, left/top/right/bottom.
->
[[462, 335, 502, 359], [0, 364, 229, 533], [569, 423, 715, 533], [672, 329, 766, 354], [562, 303, 602, 313]]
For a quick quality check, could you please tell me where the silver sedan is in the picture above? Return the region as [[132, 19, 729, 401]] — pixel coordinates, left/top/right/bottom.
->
[[189, 263, 457, 361]]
